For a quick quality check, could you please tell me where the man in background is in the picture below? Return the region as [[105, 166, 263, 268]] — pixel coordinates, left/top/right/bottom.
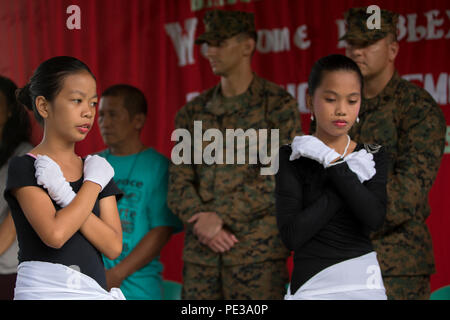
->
[[167, 10, 303, 299], [98, 84, 182, 300], [342, 7, 446, 299]]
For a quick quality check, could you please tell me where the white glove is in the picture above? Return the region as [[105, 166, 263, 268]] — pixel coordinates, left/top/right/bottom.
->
[[83, 155, 114, 191], [344, 149, 376, 183], [34, 155, 76, 207], [289, 135, 341, 168]]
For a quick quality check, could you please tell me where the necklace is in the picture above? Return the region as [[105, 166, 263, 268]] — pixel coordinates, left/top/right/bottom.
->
[[105, 145, 146, 186], [339, 135, 351, 159]]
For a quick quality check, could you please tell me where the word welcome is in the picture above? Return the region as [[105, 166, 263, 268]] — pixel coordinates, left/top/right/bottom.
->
[[166, 9, 450, 66]]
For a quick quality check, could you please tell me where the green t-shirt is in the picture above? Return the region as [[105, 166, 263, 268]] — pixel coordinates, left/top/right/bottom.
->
[[99, 148, 183, 300]]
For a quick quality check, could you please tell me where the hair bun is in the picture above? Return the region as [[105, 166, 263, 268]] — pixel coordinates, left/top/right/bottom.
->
[[15, 84, 33, 111]]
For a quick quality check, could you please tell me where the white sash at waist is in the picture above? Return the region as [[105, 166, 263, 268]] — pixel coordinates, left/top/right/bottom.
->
[[14, 261, 126, 300], [285, 251, 387, 300]]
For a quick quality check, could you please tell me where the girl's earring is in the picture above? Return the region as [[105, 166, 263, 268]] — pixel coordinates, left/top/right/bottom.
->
[[356, 117, 360, 123], [310, 114, 314, 121]]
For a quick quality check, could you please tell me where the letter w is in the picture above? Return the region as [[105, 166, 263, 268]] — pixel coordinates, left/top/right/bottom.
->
[[165, 18, 198, 67]]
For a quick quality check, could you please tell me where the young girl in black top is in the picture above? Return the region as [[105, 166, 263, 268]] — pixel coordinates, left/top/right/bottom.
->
[[276, 54, 388, 300], [4, 56, 125, 299]]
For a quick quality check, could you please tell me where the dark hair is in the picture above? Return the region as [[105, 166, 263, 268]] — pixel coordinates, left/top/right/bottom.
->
[[237, 31, 258, 43], [0, 76, 31, 168], [16, 56, 95, 125], [308, 54, 364, 96], [101, 84, 147, 117], [236, 32, 258, 56]]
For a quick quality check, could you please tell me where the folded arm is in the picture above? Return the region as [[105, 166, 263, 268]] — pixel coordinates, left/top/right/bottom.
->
[[275, 146, 342, 250], [326, 147, 388, 231]]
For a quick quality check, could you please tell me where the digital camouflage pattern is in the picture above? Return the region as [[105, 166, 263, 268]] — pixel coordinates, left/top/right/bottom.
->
[[340, 7, 399, 44], [383, 275, 431, 300], [195, 10, 255, 45], [349, 72, 446, 296], [167, 74, 303, 267], [182, 259, 288, 299]]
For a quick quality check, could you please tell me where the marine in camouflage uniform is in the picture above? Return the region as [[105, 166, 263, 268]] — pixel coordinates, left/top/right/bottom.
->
[[167, 10, 302, 299], [341, 7, 446, 299]]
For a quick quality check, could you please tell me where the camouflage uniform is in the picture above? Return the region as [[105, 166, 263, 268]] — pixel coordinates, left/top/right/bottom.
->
[[342, 8, 447, 300], [168, 9, 302, 301], [168, 74, 302, 299]]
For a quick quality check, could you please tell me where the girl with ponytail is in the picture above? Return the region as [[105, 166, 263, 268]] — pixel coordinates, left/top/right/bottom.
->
[[4, 56, 125, 300]]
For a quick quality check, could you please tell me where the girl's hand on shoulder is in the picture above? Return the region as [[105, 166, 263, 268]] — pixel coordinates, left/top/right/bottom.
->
[[83, 155, 115, 191], [34, 155, 76, 207], [344, 149, 376, 183], [290, 135, 340, 167]]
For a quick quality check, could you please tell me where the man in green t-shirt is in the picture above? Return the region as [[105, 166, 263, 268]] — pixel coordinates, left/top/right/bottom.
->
[[97, 84, 182, 300]]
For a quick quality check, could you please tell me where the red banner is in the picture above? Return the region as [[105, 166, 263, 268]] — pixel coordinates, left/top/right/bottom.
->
[[1, 0, 449, 291]]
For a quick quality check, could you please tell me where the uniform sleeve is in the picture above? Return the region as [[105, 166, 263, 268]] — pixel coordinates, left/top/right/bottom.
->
[[149, 156, 183, 233], [210, 92, 304, 228], [4, 155, 39, 196], [98, 178, 123, 202], [326, 147, 388, 231], [211, 171, 274, 229], [378, 96, 446, 235], [167, 106, 211, 224], [275, 145, 343, 251], [269, 92, 303, 145]]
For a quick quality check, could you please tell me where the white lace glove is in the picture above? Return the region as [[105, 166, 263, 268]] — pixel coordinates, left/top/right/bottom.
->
[[344, 149, 376, 183], [289, 135, 341, 168], [34, 155, 76, 208], [83, 155, 114, 191]]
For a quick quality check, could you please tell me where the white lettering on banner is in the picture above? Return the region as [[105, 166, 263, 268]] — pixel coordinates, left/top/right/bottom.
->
[[366, 5, 381, 30], [186, 92, 200, 102], [425, 10, 445, 39], [447, 11, 450, 38], [397, 10, 450, 42], [257, 28, 290, 53], [339, 9, 450, 46], [66, 5, 81, 30], [399, 14, 428, 42], [336, 19, 347, 49], [165, 18, 198, 67], [168, 9, 449, 63], [191, 0, 263, 12], [285, 83, 309, 114], [403, 73, 449, 105], [200, 43, 208, 58], [172, 24, 309, 61], [185, 74, 448, 117], [445, 126, 450, 154], [425, 73, 448, 105], [396, 15, 408, 41], [293, 25, 311, 50]]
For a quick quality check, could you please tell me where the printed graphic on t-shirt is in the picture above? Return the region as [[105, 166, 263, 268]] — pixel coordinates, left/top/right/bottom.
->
[[116, 179, 144, 239], [119, 208, 136, 234]]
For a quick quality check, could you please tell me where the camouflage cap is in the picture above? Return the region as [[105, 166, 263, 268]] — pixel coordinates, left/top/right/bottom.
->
[[340, 7, 399, 44], [195, 10, 255, 45]]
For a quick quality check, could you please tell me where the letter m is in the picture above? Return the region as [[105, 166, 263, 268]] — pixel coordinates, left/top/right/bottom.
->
[[165, 18, 198, 67]]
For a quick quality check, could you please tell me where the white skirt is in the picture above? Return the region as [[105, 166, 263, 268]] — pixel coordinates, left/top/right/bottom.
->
[[285, 251, 387, 300], [14, 261, 125, 300]]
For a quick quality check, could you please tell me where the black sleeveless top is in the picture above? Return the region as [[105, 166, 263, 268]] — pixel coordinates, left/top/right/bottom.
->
[[4, 154, 123, 290]]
